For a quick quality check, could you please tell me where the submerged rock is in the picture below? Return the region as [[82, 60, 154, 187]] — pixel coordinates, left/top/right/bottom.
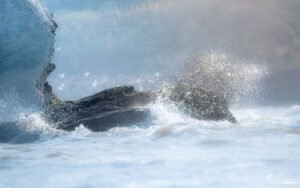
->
[[37, 63, 236, 132]]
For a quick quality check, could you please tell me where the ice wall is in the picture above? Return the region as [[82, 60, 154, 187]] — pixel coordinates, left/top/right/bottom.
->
[[0, 0, 56, 121]]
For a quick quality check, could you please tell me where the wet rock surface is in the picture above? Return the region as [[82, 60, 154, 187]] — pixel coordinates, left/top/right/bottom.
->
[[47, 86, 155, 132], [165, 84, 237, 123], [38, 63, 236, 132]]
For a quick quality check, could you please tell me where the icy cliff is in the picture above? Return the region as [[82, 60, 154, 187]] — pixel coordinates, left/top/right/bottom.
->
[[0, 0, 56, 121]]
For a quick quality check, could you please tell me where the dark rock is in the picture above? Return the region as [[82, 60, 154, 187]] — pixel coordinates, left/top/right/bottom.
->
[[46, 86, 155, 132], [159, 84, 237, 123], [62, 107, 152, 132], [37, 63, 237, 132]]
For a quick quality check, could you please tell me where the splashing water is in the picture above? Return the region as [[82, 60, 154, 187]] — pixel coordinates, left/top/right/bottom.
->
[[1, 1, 299, 188], [0, 89, 37, 122], [17, 113, 65, 137], [1, 104, 300, 187], [173, 53, 267, 105]]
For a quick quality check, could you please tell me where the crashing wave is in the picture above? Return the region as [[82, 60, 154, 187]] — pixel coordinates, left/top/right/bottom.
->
[[0, 1, 249, 142], [172, 53, 267, 105]]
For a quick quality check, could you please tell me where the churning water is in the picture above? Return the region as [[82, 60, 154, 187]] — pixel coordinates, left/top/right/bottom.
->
[[1, 0, 300, 188], [0, 104, 300, 188]]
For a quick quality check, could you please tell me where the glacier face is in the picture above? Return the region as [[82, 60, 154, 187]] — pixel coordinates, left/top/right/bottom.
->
[[0, 0, 56, 121]]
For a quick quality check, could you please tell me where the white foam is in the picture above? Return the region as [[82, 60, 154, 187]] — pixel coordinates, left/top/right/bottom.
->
[[177, 53, 268, 105], [17, 113, 66, 136]]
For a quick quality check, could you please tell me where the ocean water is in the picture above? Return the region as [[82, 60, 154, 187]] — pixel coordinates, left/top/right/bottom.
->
[[0, 104, 300, 188], [1, 0, 300, 187]]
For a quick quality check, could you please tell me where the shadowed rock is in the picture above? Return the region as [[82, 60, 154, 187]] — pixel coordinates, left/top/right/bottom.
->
[[37, 63, 237, 132], [160, 84, 237, 123], [47, 86, 155, 132]]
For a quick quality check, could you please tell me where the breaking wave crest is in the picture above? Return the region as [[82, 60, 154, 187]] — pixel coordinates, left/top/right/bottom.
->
[[172, 53, 267, 105], [1, 102, 300, 145], [0, 113, 65, 144], [67, 104, 300, 139]]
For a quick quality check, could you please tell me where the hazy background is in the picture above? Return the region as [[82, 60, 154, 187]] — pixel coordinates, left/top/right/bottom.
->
[[44, 0, 300, 105]]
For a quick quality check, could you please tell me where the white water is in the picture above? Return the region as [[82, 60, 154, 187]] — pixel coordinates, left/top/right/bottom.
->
[[1, 1, 300, 187], [0, 104, 300, 188]]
